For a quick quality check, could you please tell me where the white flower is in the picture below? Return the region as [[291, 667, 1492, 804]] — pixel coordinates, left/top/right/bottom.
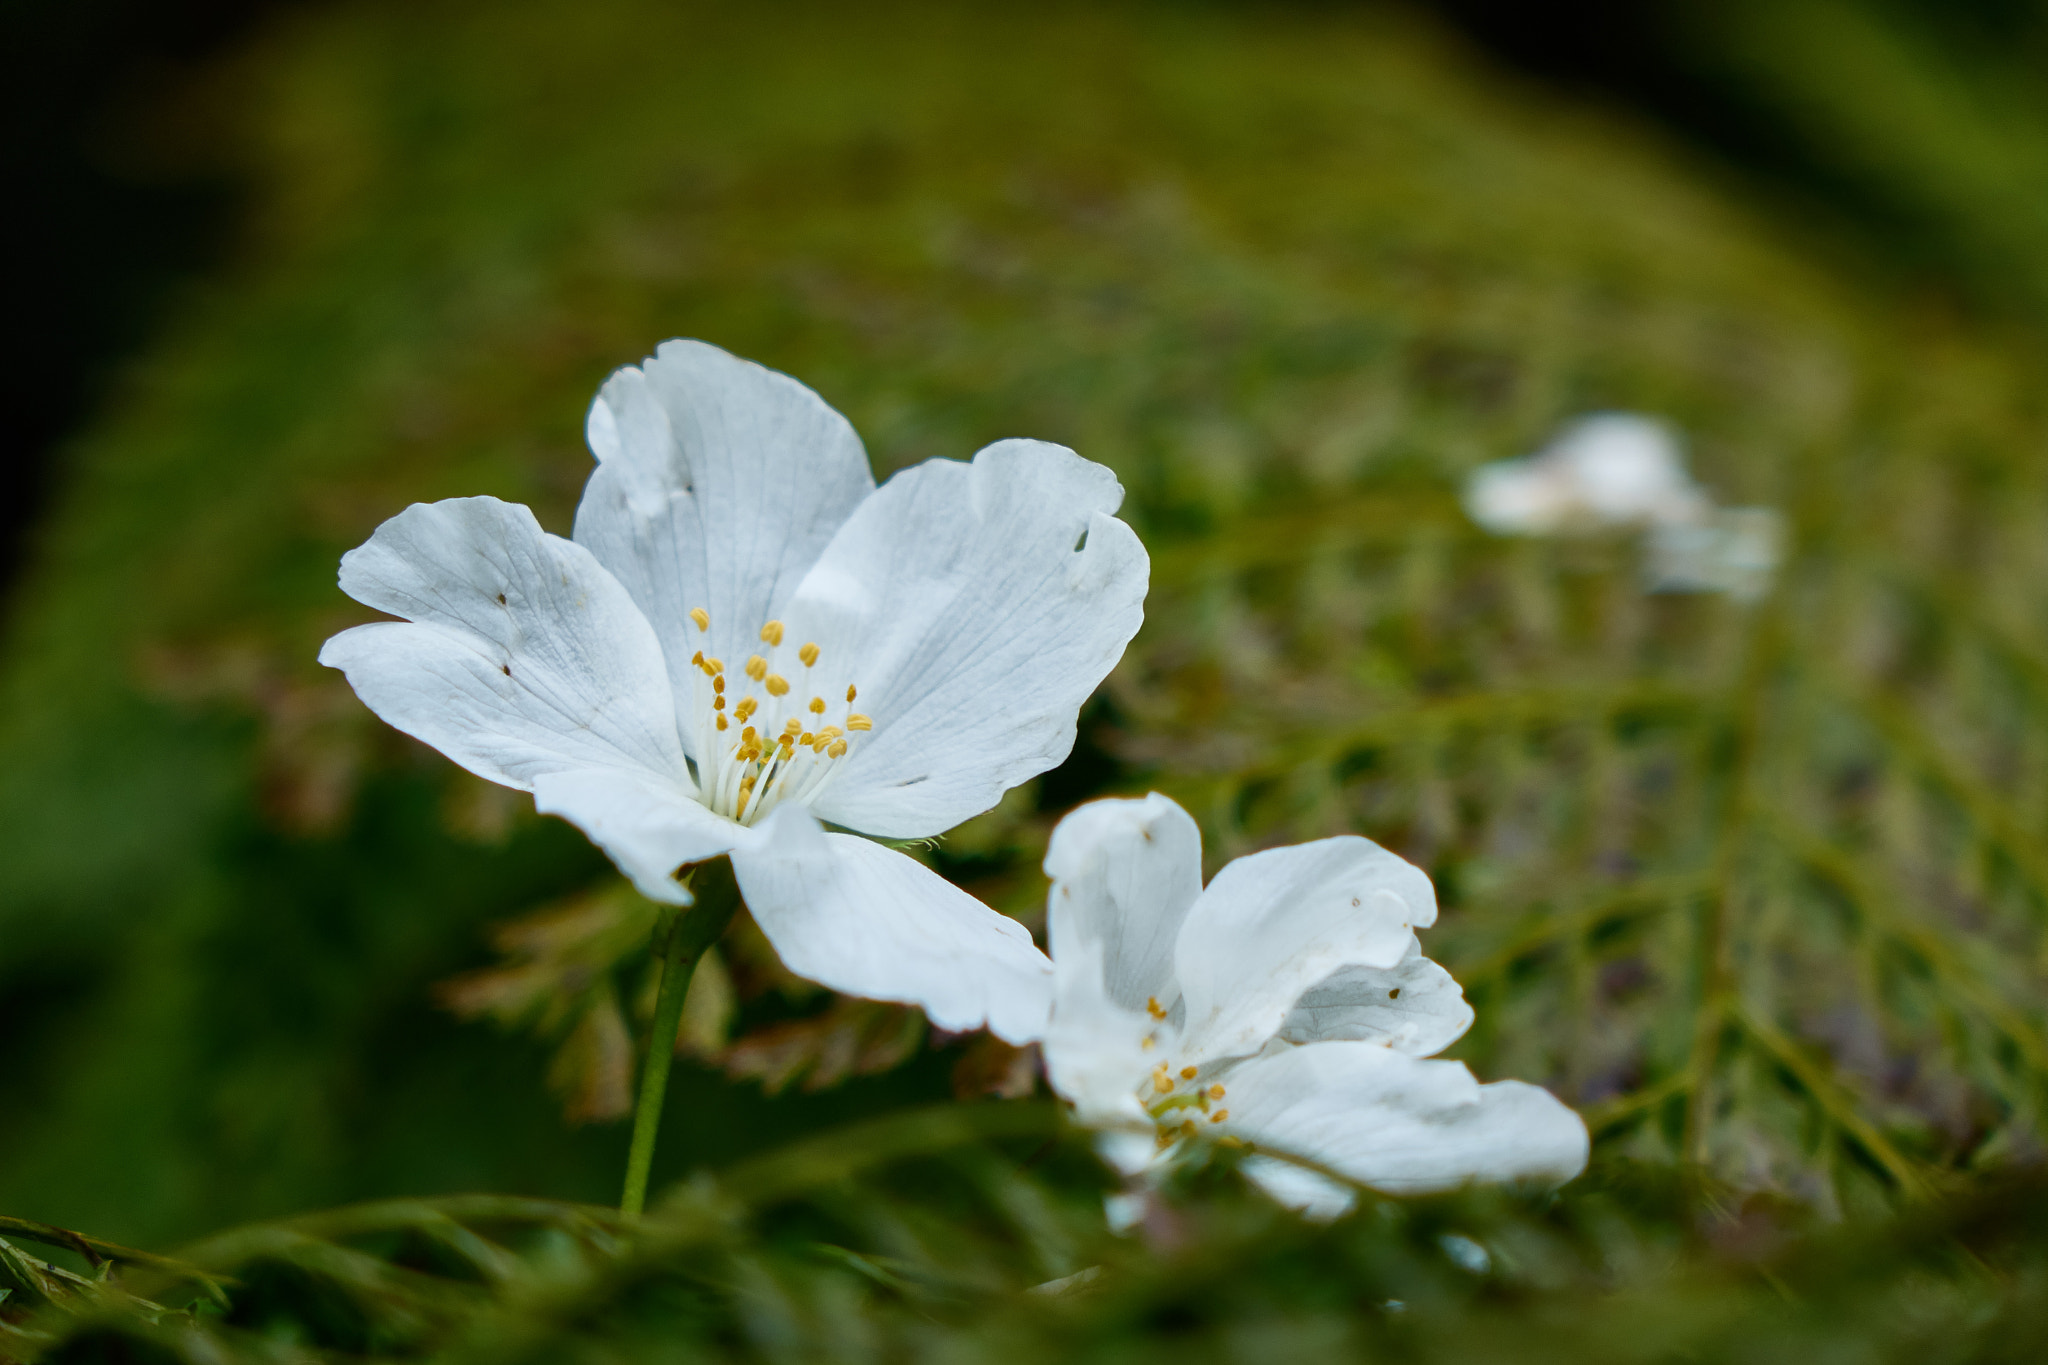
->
[[320, 341, 1149, 1043], [1464, 413, 1708, 535], [1040, 794, 1588, 1218]]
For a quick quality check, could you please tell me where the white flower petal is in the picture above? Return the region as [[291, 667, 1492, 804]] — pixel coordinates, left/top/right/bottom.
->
[[319, 496, 688, 790], [788, 439, 1148, 838], [729, 807, 1054, 1042], [1044, 794, 1204, 1016], [1274, 936, 1474, 1056], [532, 768, 747, 906], [1238, 1158, 1361, 1221], [574, 340, 874, 751], [1174, 837, 1436, 1065], [1043, 932, 1157, 1129], [1223, 1042, 1589, 1197]]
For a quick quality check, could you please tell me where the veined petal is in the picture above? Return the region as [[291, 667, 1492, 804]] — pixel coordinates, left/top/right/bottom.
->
[[574, 340, 874, 751], [792, 439, 1148, 838], [319, 496, 688, 790], [1174, 837, 1435, 1065], [729, 807, 1054, 1042], [533, 768, 747, 906], [1274, 937, 1474, 1057], [1044, 794, 1204, 1017], [1224, 1043, 1589, 1204]]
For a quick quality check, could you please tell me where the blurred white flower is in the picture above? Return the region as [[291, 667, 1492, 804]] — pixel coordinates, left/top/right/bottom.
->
[[321, 340, 1151, 1042], [1465, 413, 1707, 534], [1040, 793, 1588, 1220], [1465, 412, 1783, 599]]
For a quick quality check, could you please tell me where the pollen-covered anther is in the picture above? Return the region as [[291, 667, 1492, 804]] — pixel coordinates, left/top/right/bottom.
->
[[847, 713, 872, 731], [713, 695, 726, 711], [734, 697, 758, 721], [783, 719, 803, 736], [1210, 1110, 1229, 1123], [808, 697, 826, 715], [846, 684, 858, 703], [765, 674, 790, 697], [689, 608, 709, 631], [799, 732, 815, 746], [745, 655, 768, 682], [760, 620, 785, 646], [716, 716, 729, 731], [1146, 996, 1167, 1021], [1151, 1066, 1173, 1094], [799, 642, 819, 667], [1207, 1085, 1225, 1101], [828, 739, 848, 758], [712, 675, 725, 694]]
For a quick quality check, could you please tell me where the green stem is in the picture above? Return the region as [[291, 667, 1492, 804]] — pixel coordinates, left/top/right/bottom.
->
[[620, 859, 741, 1216]]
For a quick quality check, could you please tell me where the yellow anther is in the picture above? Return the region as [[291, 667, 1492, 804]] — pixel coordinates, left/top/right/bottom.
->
[[799, 642, 819, 667], [689, 608, 709, 631], [847, 713, 872, 731], [1210, 1110, 1229, 1123], [760, 620, 785, 646], [846, 684, 858, 703], [1140, 1036, 1156, 1051], [1179, 1066, 1198, 1080], [734, 698, 758, 721], [745, 655, 768, 682], [703, 657, 725, 676], [765, 674, 790, 697], [716, 715, 729, 731], [741, 726, 758, 742], [691, 650, 704, 667], [783, 719, 804, 736], [1146, 996, 1167, 1020], [1152, 1069, 1173, 1094], [808, 696, 826, 714], [1181, 1119, 1198, 1137], [1217, 1135, 1244, 1149], [712, 675, 725, 693], [713, 695, 727, 711], [828, 739, 848, 758], [739, 775, 757, 792], [1207, 1085, 1225, 1101]]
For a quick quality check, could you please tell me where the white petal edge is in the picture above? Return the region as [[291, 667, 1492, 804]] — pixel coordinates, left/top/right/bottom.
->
[[1273, 937, 1475, 1057], [729, 806, 1055, 1043], [574, 340, 875, 754], [532, 768, 748, 907], [1222, 1042, 1589, 1199], [790, 439, 1149, 838], [1043, 931, 1157, 1131], [319, 496, 690, 792], [1044, 793, 1205, 1017], [1174, 837, 1437, 1066]]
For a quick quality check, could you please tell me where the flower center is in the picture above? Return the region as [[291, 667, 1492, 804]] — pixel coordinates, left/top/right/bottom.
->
[[684, 609, 871, 825], [1139, 996, 1232, 1149]]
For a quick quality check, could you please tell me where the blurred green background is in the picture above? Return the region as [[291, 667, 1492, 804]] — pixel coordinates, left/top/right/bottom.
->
[[9, 0, 2048, 1305]]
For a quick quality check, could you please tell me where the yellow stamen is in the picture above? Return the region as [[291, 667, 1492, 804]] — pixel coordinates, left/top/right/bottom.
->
[[783, 719, 803, 736], [1140, 1036, 1156, 1051], [765, 674, 790, 697], [703, 657, 724, 676], [808, 697, 826, 714], [1152, 1069, 1173, 1094], [716, 715, 729, 731], [745, 655, 768, 682], [828, 739, 848, 758], [741, 726, 758, 742], [846, 684, 858, 703], [713, 695, 726, 711], [1218, 1135, 1244, 1149], [1181, 1119, 1198, 1137], [712, 675, 725, 694], [691, 651, 704, 667], [689, 608, 709, 631], [1179, 1066, 1197, 1080], [1207, 1085, 1225, 1101], [760, 621, 785, 646], [734, 698, 758, 721], [846, 713, 872, 731], [799, 642, 820, 667], [1146, 996, 1167, 1021], [1211, 1110, 1229, 1123]]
